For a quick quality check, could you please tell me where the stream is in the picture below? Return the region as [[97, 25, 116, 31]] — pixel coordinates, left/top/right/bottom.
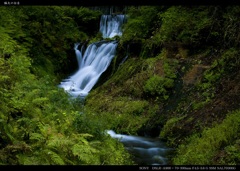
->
[[59, 11, 171, 165], [107, 130, 171, 165]]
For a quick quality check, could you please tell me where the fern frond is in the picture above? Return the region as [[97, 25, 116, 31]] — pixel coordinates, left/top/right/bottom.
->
[[71, 144, 100, 164], [17, 154, 40, 165], [32, 97, 49, 105], [30, 132, 45, 141], [47, 134, 73, 149], [43, 149, 65, 165], [3, 124, 15, 142]]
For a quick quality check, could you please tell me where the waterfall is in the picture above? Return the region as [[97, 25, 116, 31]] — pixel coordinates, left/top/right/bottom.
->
[[59, 14, 126, 97], [59, 12, 170, 165], [100, 15, 126, 38], [74, 43, 82, 68], [59, 41, 118, 97]]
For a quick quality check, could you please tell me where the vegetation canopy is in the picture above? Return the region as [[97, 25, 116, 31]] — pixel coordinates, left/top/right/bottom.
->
[[0, 5, 240, 165]]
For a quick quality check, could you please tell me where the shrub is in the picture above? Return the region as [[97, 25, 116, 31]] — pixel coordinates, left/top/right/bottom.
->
[[154, 6, 212, 45], [144, 75, 174, 99]]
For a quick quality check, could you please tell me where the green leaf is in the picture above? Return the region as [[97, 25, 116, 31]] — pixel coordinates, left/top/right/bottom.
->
[[43, 149, 65, 165], [30, 133, 45, 141]]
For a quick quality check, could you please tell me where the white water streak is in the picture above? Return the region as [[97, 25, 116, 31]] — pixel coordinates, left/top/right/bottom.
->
[[59, 15, 125, 97], [106, 130, 170, 165], [100, 15, 126, 38], [59, 14, 125, 97], [59, 41, 118, 97]]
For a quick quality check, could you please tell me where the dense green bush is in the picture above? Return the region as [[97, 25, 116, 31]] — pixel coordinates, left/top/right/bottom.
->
[[120, 6, 158, 43], [154, 6, 212, 45], [143, 57, 177, 100], [144, 75, 174, 100], [20, 6, 101, 79]]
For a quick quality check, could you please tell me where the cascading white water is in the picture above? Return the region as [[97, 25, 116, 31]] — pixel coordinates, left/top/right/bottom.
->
[[59, 14, 125, 97], [100, 15, 126, 38], [59, 41, 118, 97], [59, 12, 170, 165]]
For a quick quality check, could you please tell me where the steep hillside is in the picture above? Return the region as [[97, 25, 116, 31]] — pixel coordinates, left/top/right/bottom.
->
[[85, 6, 240, 165]]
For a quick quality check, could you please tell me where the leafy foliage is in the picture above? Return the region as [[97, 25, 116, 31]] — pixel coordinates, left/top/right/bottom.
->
[[160, 115, 187, 146], [1, 5, 240, 166], [121, 6, 158, 43], [193, 48, 240, 110], [20, 6, 101, 79], [0, 6, 132, 165], [144, 75, 174, 99], [173, 110, 240, 165], [155, 6, 212, 45]]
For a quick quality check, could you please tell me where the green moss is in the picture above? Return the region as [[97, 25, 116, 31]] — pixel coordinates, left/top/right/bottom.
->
[[193, 48, 240, 110], [144, 75, 174, 99], [160, 115, 187, 145], [105, 58, 144, 85], [220, 140, 240, 165], [173, 110, 240, 165], [86, 94, 153, 135]]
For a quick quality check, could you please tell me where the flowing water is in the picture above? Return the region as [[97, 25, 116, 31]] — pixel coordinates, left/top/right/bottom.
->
[[59, 14, 126, 97], [100, 15, 126, 38], [59, 40, 118, 97], [107, 130, 171, 165], [59, 12, 170, 165]]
